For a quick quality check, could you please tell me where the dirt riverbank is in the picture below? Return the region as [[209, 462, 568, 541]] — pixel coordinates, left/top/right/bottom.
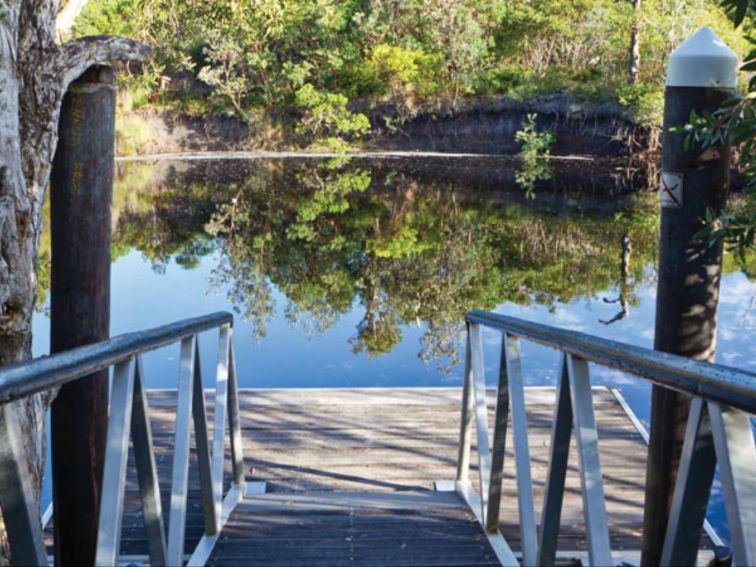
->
[[116, 95, 655, 159]]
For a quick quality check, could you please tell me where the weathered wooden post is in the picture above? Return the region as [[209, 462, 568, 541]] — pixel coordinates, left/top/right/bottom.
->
[[641, 27, 738, 566], [50, 66, 115, 566]]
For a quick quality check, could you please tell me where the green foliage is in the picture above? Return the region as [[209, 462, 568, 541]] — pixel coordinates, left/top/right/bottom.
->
[[674, 0, 756, 261], [721, 0, 756, 27], [362, 44, 443, 121], [475, 65, 529, 95], [515, 114, 555, 196], [368, 223, 435, 259], [197, 31, 250, 116], [515, 160, 553, 198], [294, 84, 370, 149], [515, 114, 555, 158], [74, 0, 140, 37], [679, 91, 756, 261], [288, 161, 372, 241], [352, 305, 403, 356], [115, 113, 153, 156], [74, 0, 750, 137], [616, 82, 665, 127]]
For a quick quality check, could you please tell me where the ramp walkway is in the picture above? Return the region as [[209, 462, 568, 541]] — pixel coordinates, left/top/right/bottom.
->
[[0, 310, 751, 566]]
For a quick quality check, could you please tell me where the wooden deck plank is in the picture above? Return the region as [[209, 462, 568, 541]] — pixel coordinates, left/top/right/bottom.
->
[[208, 489, 500, 567], [44, 386, 714, 564]]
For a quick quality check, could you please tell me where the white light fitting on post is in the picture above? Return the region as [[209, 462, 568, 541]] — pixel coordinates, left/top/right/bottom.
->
[[666, 26, 739, 89]]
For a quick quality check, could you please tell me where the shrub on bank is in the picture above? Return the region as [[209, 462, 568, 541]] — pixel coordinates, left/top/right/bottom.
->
[[74, 0, 751, 145]]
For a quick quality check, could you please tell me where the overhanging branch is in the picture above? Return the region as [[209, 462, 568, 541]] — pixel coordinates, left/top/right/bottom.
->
[[56, 35, 151, 89]]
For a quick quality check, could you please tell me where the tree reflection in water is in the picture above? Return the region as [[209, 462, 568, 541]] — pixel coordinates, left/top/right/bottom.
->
[[40, 156, 666, 372]]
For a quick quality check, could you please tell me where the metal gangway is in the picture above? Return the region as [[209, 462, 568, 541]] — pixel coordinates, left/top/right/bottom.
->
[[0, 310, 753, 566]]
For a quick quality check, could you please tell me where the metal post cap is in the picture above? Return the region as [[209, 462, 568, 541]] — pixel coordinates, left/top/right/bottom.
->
[[666, 26, 739, 88]]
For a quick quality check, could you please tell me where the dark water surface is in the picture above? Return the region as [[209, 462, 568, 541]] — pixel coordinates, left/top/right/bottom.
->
[[33, 157, 755, 541]]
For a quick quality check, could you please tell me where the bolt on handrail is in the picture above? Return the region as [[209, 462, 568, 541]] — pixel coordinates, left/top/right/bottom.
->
[[0, 312, 245, 567], [457, 310, 756, 567]]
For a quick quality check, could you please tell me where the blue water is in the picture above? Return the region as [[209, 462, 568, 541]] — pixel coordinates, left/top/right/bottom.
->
[[31, 255, 756, 407], [32, 157, 756, 544]]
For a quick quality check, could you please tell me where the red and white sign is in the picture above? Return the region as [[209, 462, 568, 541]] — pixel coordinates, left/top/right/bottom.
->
[[660, 172, 684, 208]]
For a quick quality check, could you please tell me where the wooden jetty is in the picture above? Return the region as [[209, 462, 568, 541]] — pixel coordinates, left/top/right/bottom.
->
[[1, 310, 750, 567], [47, 386, 712, 566]]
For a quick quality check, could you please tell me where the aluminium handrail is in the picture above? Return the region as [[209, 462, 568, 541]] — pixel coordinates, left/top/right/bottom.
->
[[0, 311, 244, 567], [466, 309, 756, 414], [0, 311, 233, 404], [457, 309, 756, 567]]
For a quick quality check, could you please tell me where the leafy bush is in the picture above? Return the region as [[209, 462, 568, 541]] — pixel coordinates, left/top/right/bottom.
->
[[294, 84, 370, 150], [515, 114, 556, 196], [616, 83, 664, 127], [197, 31, 250, 116], [364, 44, 443, 122], [515, 114, 556, 158], [475, 66, 529, 95], [73, 0, 751, 140]]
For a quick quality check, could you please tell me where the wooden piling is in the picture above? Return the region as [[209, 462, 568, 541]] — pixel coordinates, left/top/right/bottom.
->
[[641, 28, 737, 566], [49, 65, 115, 567]]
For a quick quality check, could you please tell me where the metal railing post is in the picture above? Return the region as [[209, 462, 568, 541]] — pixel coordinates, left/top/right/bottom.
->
[[501, 334, 537, 565], [708, 402, 756, 566], [537, 355, 572, 567], [485, 333, 510, 533], [469, 323, 492, 524], [660, 397, 716, 566], [227, 329, 246, 489], [191, 341, 219, 535], [167, 335, 198, 566], [95, 358, 136, 567], [566, 355, 612, 566], [131, 356, 168, 566], [0, 403, 48, 566], [455, 325, 475, 484], [213, 324, 232, 519]]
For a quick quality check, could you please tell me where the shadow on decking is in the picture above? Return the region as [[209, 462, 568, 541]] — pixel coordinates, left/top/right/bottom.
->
[[105, 387, 654, 556], [41, 387, 671, 559]]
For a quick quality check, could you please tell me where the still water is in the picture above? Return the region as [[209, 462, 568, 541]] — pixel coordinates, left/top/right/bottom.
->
[[33, 156, 755, 539]]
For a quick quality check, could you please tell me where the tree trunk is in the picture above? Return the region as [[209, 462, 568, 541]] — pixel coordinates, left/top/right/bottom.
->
[[629, 0, 641, 84], [0, 1, 147, 562], [57, 0, 91, 39]]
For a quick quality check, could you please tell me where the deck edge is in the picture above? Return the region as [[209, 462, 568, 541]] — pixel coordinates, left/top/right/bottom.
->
[[185, 482, 259, 567], [452, 480, 519, 567], [609, 387, 724, 549]]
